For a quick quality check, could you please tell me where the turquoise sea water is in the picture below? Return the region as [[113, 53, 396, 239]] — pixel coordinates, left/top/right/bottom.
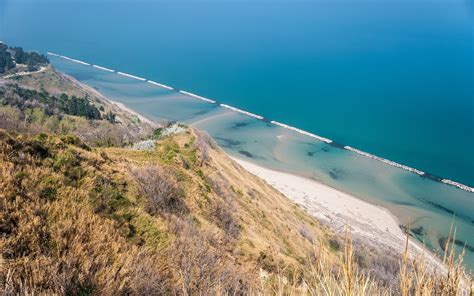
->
[[1, 0, 473, 186], [1, 0, 473, 268], [43, 56, 474, 269]]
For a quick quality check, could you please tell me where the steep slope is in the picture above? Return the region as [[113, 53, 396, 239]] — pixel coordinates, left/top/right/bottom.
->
[[0, 44, 470, 295], [0, 127, 336, 294]]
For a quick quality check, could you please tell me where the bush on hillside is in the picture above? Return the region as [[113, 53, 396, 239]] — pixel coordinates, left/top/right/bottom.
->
[[133, 165, 187, 216]]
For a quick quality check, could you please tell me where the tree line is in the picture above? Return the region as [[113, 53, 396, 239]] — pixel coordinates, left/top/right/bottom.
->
[[0, 42, 49, 73], [0, 84, 114, 121]]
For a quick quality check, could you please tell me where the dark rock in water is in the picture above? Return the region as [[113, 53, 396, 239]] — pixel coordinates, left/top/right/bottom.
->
[[307, 146, 331, 157], [412, 196, 474, 225], [193, 109, 210, 116], [439, 237, 474, 253], [214, 137, 243, 148], [438, 237, 446, 249], [238, 150, 253, 158], [328, 168, 345, 180], [232, 121, 250, 129], [237, 150, 266, 160], [411, 226, 425, 236], [393, 201, 416, 207], [393, 200, 415, 206], [399, 224, 409, 234], [425, 200, 455, 215]]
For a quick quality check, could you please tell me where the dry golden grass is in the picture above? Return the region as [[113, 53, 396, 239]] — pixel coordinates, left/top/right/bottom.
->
[[0, 129, 331, 295], [3, 60, 472, 295], [263, 231, 472, 296], [5, 67, 156, 143], [0, 128, 472, 295], [12, 65, 90, 98]]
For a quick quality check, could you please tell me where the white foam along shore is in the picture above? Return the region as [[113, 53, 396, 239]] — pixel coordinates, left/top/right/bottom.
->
[[179, 90, 216, 103], [232, 157, 446, 269], [220, 104, 264, 120], [117, 71, 146, 81], [270, 120, 332, 144], [148, 80, 174, 90], [344, 145, 426, 176], [46, 52, 474, 194]]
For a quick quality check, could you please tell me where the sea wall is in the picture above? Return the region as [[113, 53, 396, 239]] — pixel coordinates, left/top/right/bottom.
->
[[179, 90, 216, 103], [270, 120, 332, 144], [148, 80, 173, 90], [46, 52, 474, 194], [220, 104, 263, 120], [92, 64, 115, 72]]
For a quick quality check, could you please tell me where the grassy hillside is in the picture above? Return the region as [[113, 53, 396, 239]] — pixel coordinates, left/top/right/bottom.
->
[[1, 126, 470, 295], [0, 126, 331, 294], [0, 47, 471, 295], [1, 66, 155, 147]]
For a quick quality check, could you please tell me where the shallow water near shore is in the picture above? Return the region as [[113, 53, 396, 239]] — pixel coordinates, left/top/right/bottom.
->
[[1, 0, 473, 186], [50, 56, 474, 270]]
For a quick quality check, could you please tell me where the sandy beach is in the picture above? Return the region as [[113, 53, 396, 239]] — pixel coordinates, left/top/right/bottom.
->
[[62, 68, 447, 272], [232, 157, 445, 269], [56, 70, 158, 128]]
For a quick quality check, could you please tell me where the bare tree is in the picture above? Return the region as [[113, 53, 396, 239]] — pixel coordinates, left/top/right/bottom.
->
[[133, 165, 187, 216]]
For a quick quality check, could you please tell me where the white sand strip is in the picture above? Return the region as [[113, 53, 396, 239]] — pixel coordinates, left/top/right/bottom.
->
[[147, 80, 174, 90], [232, 157, 444, 268], [93, 65, 115, 72], [179, 90, 216, 103]]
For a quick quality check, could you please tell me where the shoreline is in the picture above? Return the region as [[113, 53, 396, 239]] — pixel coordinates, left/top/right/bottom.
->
[[46, 52, 474, 193], [231, 156, 446, 270], [64, 66, 456, 272], [51, 59, 456, 272], [71, 64, 446, 270], [56, 70, 158, 128]]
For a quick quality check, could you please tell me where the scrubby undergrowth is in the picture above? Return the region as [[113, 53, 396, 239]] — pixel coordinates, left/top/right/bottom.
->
[[1, 129, 470, 295], [0, 61, 471, 295]]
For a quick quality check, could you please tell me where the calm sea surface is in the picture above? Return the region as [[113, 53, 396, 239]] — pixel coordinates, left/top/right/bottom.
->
[[1, 0, 473, 268]]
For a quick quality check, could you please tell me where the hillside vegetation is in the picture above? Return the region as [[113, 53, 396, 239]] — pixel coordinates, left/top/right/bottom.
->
[[0, 43, 48, 73], [1, 127, 471, 295], [0, 126, 325, 294], [0, 44, 471, 295]]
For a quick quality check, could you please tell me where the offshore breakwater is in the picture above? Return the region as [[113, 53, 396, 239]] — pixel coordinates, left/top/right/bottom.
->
[[45, 52, 474, 194], [47, 53, 474, 269]]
